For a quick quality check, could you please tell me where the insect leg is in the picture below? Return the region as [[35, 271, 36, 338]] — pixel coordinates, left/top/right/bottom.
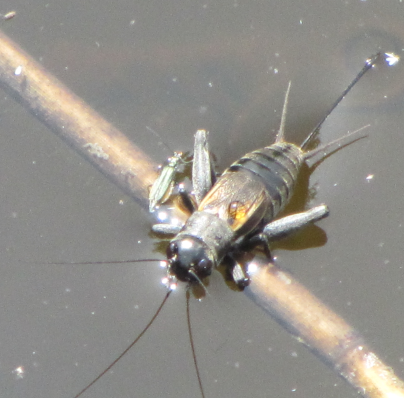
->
[[249, 204, 330, 245], [151, 223, 182, 235], [178, 183, 198, 213], [152, 130, 214, 233], [192, 129, 214, 205], [231, 260, 250, 288], [173, 129, 214, 213]]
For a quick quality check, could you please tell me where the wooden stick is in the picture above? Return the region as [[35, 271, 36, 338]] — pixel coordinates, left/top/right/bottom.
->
[[0, 29, 157, 209], [0, 29, 402, 398], [245, 259, 404, 398]]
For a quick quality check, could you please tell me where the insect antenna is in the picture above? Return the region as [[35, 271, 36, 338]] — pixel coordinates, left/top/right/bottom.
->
[[300, 52, 383, 150], [146, 125, 177, 155], [186, 289, 206, 398], [275, 80, 292, 143], [188, 269, 210, 296], [73, 289, 172, 398], [146, 125, 192, 163], [39, 258, 163, 265]]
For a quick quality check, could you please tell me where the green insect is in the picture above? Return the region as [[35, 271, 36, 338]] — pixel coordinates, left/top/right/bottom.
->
[[149, 151, 185, 212]]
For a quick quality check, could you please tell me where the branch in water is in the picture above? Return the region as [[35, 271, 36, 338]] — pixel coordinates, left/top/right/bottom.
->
[[0, 28, 157, 209], [0, 29, 402, 398], [245, 258, 404, 398]]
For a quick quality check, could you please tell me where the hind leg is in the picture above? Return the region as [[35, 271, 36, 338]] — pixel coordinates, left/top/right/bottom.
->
[[248, 204, 330, 248], [151, 129, 215, 234]]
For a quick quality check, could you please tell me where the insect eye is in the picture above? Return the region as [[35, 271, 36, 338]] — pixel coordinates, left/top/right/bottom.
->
[[169, 242, 178, 255], [197, 258, 212, 274]]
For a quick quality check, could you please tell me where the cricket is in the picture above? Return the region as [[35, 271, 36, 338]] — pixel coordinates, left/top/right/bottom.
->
[[73, 52, 398, 398]]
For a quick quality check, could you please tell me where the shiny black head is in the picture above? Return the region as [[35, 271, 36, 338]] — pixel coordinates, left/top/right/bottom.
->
[[167, 237, 214, 283]]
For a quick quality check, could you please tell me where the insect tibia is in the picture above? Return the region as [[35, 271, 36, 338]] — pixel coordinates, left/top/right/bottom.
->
[[249, 204, 330, 245], [231, 260, 250, 288], [152, 223, 182, 235], [178, 183, 198, 214], [221, 251, 256, 288], [192, 129, 214, 205]]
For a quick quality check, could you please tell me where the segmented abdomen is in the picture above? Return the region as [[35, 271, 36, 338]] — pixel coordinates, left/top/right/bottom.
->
[[228, 142, 304, 221]]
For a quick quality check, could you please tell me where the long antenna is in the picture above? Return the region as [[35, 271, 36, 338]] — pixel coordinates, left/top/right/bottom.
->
[[73, 290, 172, 398], [189, 269, 209, 296], [38, 258, 163, 265], [300, 52, 383, 150], [146, 125, 177, 155], [186, 290, 206, 398]]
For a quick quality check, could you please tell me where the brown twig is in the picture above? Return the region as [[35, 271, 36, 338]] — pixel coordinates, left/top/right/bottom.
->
[[245, 259, 404, 398], [0, 29, 402, 398], [0, 28, 157, 209]]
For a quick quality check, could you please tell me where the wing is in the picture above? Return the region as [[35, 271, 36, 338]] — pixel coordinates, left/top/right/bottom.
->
[[198, 168, 270, 236]]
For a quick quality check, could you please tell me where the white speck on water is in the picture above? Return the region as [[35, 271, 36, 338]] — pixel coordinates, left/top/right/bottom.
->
[[385, 52, 400, 66], [12, 366, 25, 380], [15, 65, 23, 75]]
